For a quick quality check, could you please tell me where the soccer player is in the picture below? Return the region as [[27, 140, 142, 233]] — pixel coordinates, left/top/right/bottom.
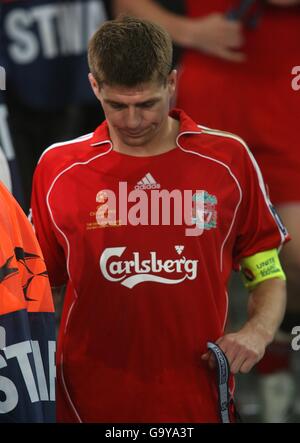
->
[[0, 181, 56, 422], [116, 0, 300, 422], [31, 16, 288, 423]]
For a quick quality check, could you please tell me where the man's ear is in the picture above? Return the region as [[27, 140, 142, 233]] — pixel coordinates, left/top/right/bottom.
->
[[88, 73, 101, 101], [168, 69, 177, 97]]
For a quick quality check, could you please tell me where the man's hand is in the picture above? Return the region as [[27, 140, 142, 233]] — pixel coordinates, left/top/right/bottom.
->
[[186, 13, 245, 62], [115, 1, 245, 62], [202, 278, 286, 374], [202, 326, 267, 374]]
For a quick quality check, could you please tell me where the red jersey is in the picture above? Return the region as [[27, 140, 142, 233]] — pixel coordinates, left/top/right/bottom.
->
[[177, 1, 300, 204], [31, 109, 287, 423]]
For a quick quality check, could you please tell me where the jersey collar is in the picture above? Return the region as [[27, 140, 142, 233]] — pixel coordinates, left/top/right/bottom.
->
[[170, 108, 203, 148], [90, 108, 202, 147], [90, 120, 112, 147]]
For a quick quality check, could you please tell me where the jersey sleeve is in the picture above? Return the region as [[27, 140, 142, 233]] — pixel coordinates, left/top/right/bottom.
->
[[232, 140, 289, 270], [31, 156, 68, 287]]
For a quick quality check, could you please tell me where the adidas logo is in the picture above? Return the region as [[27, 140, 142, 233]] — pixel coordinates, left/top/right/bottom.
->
[[135, 173, 161, 190]]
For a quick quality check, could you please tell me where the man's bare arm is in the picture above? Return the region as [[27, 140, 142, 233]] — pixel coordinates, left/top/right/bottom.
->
[[114, 0, 190, 47], [202, 278, 287, 374], [114, 0, 245, 62]]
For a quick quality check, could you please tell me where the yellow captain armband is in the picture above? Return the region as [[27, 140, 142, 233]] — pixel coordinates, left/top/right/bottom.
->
[[240, 248, 286, 290]]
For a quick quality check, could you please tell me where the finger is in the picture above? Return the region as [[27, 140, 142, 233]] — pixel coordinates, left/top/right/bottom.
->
[[201, 351, 216, 369], [215, 337, 239, 369], [225, 34, 244, 48], [239, 351, 263, 373], [225, 39, 244, 49], [208, 353, 216, 370], [229, 354, 248, 374], [239, 358, 256, 374], [217, 48, 246, 63], [223, 27, 244, 47]]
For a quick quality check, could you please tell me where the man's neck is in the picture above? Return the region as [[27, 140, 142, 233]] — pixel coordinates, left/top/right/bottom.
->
[[110, 117, 180, 157]]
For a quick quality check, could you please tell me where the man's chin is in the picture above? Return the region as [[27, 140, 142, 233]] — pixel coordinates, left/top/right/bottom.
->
[[121, 134, 152, 147]]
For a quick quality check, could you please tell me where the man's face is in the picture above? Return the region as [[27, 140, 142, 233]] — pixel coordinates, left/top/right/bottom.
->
[[89, 72, 177, 149]]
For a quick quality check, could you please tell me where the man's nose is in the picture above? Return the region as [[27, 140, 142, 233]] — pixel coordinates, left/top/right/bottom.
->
[[125, 107, 142, 129]]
